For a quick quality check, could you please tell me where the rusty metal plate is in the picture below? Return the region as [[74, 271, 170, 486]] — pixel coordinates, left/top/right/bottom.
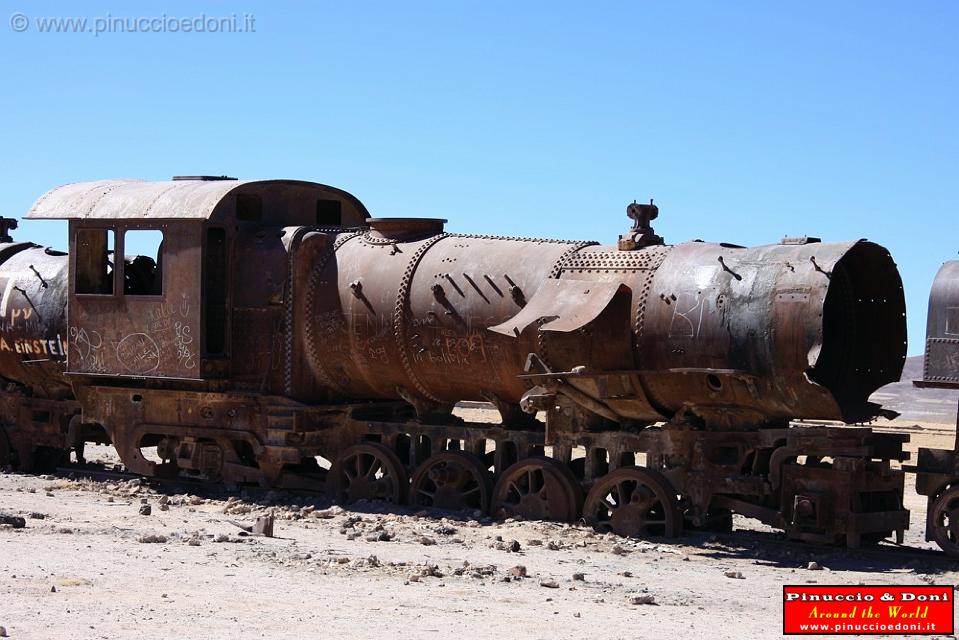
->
[[25, 179, 370, 225], [920, 261, 959, 387], [488, 279, 626, 336]]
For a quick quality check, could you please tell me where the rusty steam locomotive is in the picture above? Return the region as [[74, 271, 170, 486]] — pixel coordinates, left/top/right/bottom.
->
[[1, 176, 958, 555]]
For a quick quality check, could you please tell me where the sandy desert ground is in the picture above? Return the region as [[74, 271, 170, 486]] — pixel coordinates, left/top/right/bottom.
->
[[1, 411, 958, 640]]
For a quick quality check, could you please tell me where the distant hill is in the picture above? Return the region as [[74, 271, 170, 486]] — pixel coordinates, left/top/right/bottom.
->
[[870, 355, 958, 425]]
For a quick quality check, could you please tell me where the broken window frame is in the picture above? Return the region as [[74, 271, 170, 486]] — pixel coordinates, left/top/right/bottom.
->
[[74, 227, 117, 296]]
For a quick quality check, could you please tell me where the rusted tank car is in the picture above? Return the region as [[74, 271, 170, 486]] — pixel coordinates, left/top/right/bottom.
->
[[0, 176, 934, 552], [911, 260, 959, 556], [0, 218, 87, 470]]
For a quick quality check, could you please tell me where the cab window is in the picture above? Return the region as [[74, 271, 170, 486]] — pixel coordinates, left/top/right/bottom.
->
[[75, 228, 115, 294], [123, 229, 164, 295]]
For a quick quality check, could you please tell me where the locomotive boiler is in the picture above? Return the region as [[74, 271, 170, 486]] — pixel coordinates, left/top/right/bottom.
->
[[0, 177, 924, 551]]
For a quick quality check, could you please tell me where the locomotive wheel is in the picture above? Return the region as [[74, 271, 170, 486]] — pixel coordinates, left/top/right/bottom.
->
[[583, 467, 682, 538], [410, 451, 493, 512], [490, 457, 583, 522], [930, 486, 959, 558], [330, 443, 408, 505]]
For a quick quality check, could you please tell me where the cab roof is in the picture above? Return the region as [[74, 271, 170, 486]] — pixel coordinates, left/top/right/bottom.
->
[[25, 178, 369, 223]]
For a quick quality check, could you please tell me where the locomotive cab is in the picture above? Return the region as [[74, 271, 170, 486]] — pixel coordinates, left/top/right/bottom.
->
[[26, 176, 369, 381]]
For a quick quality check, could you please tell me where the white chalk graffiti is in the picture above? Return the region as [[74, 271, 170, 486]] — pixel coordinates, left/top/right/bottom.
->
[[116, 332, 161, 374], [667, 293, 706, 339], [173, 321, 196, 370], [69, 326, 107, 371]]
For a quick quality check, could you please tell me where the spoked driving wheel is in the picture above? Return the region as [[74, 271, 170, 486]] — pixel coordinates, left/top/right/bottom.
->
[[930, 486, 959, 558], [410, 451, 493, 512], [330, 443, 409, 505], [491, 457, 582, 522], [583, 467, 682, 538]]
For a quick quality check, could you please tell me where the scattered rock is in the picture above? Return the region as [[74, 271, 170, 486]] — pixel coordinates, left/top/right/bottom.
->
[[469, 564, 496, 578], [807, 561, 822, 571], [572, 572, 585, 581], [137, 534, 167, 544], [253, 515, 274, 537], [0, 624, 7, 637], [540, 580, 559, 589], [0, 514, 26, 529], [434, 524, 457, 536], [418, 536, 436, 546], [223, 503, 252, 515], [158, 496, 169, 506], [628, 594, 656, 605], [50, 585, 56, 593], [366, 531, 392, 542], [407, 573, 420, 583], [314, 506, 344, 519], [611, 544, 628, 555], [29, 512, 46, 520], [724, 571, 745, 579], [138, 504, 152, 516], [508, 540, 521, 553], [509, 565, 527, 578], [528, 539, 543, 546], [547, 541, 561, 551]]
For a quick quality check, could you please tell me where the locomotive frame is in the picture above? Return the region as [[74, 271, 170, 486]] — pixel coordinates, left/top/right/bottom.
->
[[1, 176, 957, 557]]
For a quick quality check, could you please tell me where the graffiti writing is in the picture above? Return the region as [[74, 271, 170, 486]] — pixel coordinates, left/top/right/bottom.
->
[[69, 326, 108, 371], [173, 321, 197, 370], [668, 293, 706, 339], [115, 332, 161, 374]]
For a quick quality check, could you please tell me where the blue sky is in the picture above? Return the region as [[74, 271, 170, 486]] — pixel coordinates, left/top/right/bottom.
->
[[1, 1, 955, 355]]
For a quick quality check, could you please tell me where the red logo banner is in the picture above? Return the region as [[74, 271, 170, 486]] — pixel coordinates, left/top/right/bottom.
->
[[783, 585, 954, 635]]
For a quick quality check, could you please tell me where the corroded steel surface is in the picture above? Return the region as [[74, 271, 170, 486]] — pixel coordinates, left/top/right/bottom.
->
[[912, 259, 959, 554], [920, 260, 959, 388], [0, 177, 943, 557], [25, 178, 370, 223], [0, 241, 71, 396], [300, 227, 905, 427]]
